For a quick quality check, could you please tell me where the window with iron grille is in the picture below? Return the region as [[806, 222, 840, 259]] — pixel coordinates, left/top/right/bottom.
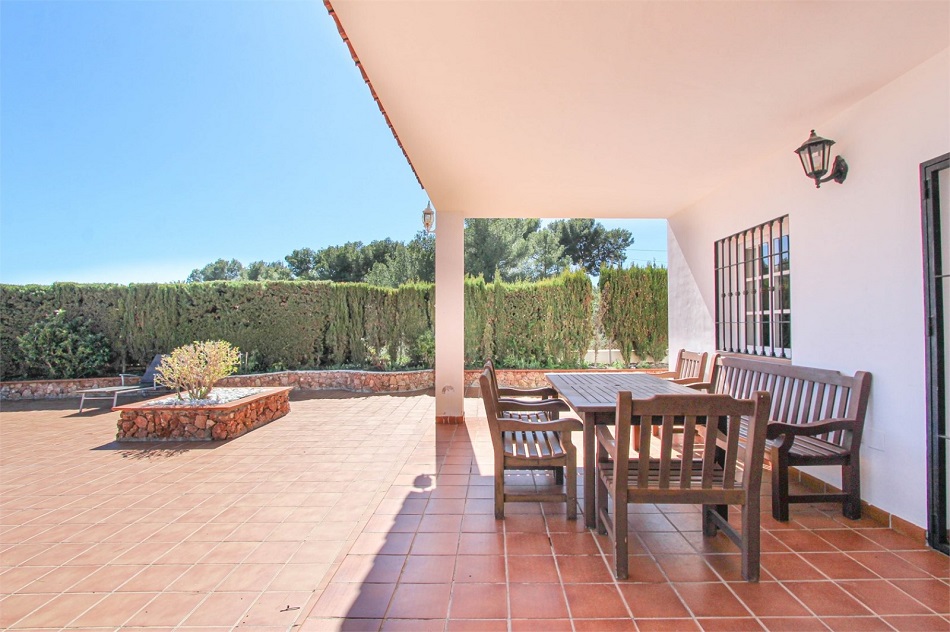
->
[[714, 216, 790, 358]]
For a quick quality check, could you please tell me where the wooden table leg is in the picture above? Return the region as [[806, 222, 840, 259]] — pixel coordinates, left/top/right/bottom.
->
[[583, 412, 596, 529]]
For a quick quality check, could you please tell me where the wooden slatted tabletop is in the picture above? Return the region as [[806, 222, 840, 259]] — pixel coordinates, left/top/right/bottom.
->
[[545, 372, 700, 528], [546, 372, 698, 413]]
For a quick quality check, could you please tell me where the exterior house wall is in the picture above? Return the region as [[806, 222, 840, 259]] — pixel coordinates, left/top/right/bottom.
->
[[668, 49, 950, 528]]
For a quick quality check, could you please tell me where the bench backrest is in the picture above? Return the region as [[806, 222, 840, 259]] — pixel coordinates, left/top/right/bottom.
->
[[715, 356, 872, 449]]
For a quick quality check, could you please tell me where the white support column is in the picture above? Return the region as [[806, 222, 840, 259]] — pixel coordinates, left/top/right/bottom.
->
[[434, 209, 465, 424]]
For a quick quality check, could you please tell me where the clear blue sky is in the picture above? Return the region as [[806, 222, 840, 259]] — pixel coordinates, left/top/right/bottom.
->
[[0, 1, 667, 285]]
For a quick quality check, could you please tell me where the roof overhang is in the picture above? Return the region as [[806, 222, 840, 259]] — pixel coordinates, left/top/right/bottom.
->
[[328, 1, 949, 219]]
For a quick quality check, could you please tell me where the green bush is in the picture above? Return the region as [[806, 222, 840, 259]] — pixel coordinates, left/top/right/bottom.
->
[[156, 340, 241, 400], [16, 309, 111, 379]]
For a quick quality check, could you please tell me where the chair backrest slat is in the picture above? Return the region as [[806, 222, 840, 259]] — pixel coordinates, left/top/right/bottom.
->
[[616, 392, 771, 494]]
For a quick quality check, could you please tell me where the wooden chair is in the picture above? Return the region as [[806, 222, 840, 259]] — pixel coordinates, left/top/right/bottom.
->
[[654, 349, 709, 384], [685, 353, 723, 393], [479, 369, 583, 519], [596, 391, 771, 581]]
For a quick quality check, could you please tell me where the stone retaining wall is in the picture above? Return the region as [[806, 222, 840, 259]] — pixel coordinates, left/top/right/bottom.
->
[[115, 387, 292, 442], [2, 368, 662, 400]]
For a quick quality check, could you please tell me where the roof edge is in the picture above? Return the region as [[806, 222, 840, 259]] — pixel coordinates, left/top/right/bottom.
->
[[323, 0, 425, 190]]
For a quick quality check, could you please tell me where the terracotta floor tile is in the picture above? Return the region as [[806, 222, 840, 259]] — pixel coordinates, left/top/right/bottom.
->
[[757, 617, 828, 631], [446, 619, 509, 631], [400, 554, 456, 583], [506, 532, 553, 555], [117, 564, 190, 592], [350, 531, 414, 556], [770, 529, 839, 553], [13, 591, 105, 628], [450, 582, 508, 619], [640, 532, 697, 555], [845, 551, 932, 579], [558, 554, 614, 583], [20, 563, 96, 593], [333, 555, 405, 583], [418, 513, 463, 532], [821, 615, 893, 631], [0, 592, 55, 628], [179, 591, 257, 627], [564, 583, 629, 619], [166, 562, 236, 591], [798, 552, 879, 580], [573, 619, 638, 631], [890, 578, 950, 613], [674, 582, 751, 618], [783, 581, 875, 616], [881, 614, 950, 630], [728, 581, 811, 617], [550, 531, 603, 555], [241, 590, 312, 626], [618, 583, 690, 618], [815, 528, 886, 552], [386, 582, 451, 619], [380, 618, 446, 631], [310, 582, 395, 619], [508, 554, 559, 583], [66, 591, 154, 627], [898, 551, 950, 579], [459, 514, 503, 533], [409, 531, 459, 556], [636, 619, 702, 631], [215, 563, 283, 591], [510, 618, 573, 631], [503, 514, 547, 532], [655, 554, 721, 582], [859, 529, 930, 551], [453, 554, 506, 582], [509, 583, 569, 619], [458, 532, 505, 555], [837, 579, 934, 615], [245, 540, 303, 564], [695, 617, 764, 630]]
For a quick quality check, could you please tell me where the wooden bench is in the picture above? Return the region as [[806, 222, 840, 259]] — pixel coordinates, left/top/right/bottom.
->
[[704, 356, 872, 521]]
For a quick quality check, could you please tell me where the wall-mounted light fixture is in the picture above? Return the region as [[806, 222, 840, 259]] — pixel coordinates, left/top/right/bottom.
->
[[422, 201, 436, 234], [794, 130, 848, 188]]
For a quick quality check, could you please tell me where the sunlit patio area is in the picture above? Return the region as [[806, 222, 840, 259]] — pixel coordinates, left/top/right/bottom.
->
[[1, 393, 947, 630]]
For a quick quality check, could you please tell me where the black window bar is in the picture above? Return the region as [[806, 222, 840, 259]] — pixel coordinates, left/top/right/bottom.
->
[[714, 216, 790, 359]]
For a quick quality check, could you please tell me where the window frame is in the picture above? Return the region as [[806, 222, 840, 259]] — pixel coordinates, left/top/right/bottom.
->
[[714, 216, 791, 359]]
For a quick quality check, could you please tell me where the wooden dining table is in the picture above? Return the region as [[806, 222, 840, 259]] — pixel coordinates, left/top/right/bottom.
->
[[545, 371, 700, 529]]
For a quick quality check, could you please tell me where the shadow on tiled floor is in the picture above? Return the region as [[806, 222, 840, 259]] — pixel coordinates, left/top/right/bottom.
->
[[1, 393, 947, 631]]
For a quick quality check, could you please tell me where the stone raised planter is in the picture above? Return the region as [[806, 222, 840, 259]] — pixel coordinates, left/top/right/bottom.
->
[[114, 387, 292, 442]]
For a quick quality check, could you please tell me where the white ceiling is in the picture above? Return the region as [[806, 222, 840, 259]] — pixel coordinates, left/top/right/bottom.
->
[[330, 1, 950, 219]]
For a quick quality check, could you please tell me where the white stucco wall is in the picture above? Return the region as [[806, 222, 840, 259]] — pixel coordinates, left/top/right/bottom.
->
[[668, 49, 950, 527]]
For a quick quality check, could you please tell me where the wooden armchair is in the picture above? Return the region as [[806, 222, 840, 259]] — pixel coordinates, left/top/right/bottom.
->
[[484, 359, 569, 421], [479, 369, 583, 519], [653, 349, 709, 384], [596, 391, 771, 581]]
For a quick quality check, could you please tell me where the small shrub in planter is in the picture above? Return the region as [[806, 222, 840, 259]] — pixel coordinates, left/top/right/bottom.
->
[[16, 310, 111, 379], [156, 340, 240, 400]]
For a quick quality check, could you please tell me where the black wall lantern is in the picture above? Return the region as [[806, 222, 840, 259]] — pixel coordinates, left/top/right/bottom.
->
[[794, 130, 848, 188]]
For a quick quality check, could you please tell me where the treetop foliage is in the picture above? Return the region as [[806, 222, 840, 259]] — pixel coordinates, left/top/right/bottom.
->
[[186, 219, 637, 287]]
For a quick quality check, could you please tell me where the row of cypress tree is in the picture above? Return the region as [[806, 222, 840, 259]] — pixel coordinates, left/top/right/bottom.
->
[[0, 266, 667, 380]]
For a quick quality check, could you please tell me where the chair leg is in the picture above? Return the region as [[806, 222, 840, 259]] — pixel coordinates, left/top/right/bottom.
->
[[771, 448, 790, 522], [740, 498, 761, 582], [494, 461, 506, 520], [554, 466, 564, 486], [702, 504, 726, 537], [841, 460, 862, 520], [612, 488, 628, 580], [566, 447, 577, 521]]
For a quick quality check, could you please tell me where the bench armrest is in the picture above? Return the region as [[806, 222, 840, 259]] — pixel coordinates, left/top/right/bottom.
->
[[670, 376, 701, 385], [766, 418, 858, 442], [498, 386, 559, 399], [686, 381, 715, 393], [497, 416, 583, 433], [652, 370, 678, 379]]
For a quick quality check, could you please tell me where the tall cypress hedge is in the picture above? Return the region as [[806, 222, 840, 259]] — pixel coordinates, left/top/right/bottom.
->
[[599, 265, 669, 364], [0, 270, 602, 379]]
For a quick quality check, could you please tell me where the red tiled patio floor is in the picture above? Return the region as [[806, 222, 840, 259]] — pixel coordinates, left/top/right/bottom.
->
[[1, 392, 947, 631]]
